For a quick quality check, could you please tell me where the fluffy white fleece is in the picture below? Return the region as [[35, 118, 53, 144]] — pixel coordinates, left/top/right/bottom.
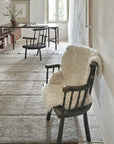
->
[[42, 45, 103, 110]]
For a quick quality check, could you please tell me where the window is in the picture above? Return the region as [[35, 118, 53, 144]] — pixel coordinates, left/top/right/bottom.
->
[[48, 0, 68, 22]]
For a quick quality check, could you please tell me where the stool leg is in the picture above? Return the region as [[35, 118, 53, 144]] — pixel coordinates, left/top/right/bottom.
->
[[48, 28, 50, 47], [83, 112, 91, 142], [55, 28, 57, 50], [57, 27, 59, 44]]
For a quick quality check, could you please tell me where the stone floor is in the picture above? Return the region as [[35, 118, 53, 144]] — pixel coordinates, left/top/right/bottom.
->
[[0, 40, 104, 144]]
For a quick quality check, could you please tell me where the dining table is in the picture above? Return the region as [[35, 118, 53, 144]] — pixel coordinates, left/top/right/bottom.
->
[[0, 23, 59, 50]]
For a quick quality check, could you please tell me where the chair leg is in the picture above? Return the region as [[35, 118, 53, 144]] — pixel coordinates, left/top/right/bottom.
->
[[83, 112, 91, 142], [37, 49, 39, 56], [46, 109, 52, 121], [39, 49, 42, 61], [25, 48, 27, 59], [57, 118, 65, 144]]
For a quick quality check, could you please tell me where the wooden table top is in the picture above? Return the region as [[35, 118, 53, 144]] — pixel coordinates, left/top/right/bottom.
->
[[0, 23, 59, 29]]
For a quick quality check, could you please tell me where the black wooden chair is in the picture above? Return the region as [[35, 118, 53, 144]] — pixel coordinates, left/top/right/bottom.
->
[[22, 26, 48, 60], [42, 46, 99, 144]]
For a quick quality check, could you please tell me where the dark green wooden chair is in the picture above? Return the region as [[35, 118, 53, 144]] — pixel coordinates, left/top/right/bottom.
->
[[44, 61, 97, 144], [23, 26, 48, 60], [42, 45, 101, 144]]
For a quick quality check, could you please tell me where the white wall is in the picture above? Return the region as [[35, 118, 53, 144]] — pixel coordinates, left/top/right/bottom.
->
[[0, 0, 11, 25], [92, 0, 114, 144], [30, 0, 45, 23], [22, 0, 45, 38]]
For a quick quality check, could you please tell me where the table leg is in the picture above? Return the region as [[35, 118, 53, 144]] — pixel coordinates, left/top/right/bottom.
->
[[12, 34, 15, 50], [0, 28, 2, 35]]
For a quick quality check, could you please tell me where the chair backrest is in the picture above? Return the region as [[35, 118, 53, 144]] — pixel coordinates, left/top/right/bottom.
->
[[60, 45, 98, 110], [33, 26, 48, 47], [62, 62, 97, 111], [43, 45, 100, 111], [61, 45, 97, 85]]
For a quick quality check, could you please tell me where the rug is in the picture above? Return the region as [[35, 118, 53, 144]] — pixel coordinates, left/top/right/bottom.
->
[[0, 41, 103, 144]]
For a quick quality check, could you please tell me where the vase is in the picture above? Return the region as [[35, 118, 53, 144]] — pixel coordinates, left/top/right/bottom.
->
[[10, 18, 17, 26]]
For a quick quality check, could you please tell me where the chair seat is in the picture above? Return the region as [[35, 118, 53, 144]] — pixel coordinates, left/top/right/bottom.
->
[[23, 43, 47, 49], [54, 103, 92, 118]]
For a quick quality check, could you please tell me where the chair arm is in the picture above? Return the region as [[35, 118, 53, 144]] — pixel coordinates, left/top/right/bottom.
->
[[63, 84, 88, 92], [45, 64, 61, 84], [23, 37, 37, 40], [90, 61, 98, 68], [45, 64, 61, 69]]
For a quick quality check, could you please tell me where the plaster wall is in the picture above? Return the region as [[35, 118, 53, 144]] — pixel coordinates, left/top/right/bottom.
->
[[92, 0, 114, 144], [30, 0, 45, 24], [22, 0, 45, 39]]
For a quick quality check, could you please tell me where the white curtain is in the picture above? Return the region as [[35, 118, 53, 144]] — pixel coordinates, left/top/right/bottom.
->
[[68, 0, 88, 45]]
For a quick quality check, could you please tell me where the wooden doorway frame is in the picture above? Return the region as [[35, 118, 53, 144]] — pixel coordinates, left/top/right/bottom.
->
[[86, 0, 92, 47], [89, 0, 92, 48]]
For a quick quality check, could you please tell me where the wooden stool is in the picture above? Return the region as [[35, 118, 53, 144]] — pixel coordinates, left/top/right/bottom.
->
[[48, 24, 59, 50]]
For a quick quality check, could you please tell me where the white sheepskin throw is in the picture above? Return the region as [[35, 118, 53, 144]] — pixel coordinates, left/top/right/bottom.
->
[[42, 45, 103, 110]]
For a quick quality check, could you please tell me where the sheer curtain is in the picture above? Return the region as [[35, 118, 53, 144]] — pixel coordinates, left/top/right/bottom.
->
[[68, 0, 89, 45]]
